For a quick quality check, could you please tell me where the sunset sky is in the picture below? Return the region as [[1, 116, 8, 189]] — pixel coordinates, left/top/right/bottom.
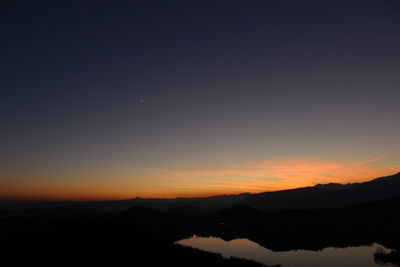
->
[[1, 1, 400, 201]]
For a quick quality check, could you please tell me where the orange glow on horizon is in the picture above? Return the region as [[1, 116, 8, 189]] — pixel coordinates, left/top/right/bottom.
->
[[1, 157, 399, 202]]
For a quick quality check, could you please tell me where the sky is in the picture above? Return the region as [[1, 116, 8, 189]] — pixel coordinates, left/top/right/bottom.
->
[[1, 0, 400, 201]]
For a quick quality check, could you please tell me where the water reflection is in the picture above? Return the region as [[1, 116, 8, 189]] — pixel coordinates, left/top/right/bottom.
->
[[177, 236, 395, 267]]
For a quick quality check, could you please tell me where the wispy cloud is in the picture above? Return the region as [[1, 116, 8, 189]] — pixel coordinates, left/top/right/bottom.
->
[[132, 157, 400, 195]]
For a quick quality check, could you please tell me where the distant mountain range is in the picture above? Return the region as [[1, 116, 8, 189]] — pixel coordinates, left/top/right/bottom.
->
[[91, 172, 400, 212], [241, 172, 400, 211], [1, 172, 400, 213]]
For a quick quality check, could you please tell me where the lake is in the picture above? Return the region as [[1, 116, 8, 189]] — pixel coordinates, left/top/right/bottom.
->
[[176, 236, 394, 267]]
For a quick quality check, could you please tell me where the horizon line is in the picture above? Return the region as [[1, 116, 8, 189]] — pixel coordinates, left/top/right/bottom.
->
[[2, 171, 398, 203]]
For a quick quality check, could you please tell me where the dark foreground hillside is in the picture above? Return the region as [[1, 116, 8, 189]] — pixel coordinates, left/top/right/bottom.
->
[[2, 196, 400, 266], [0, 213, 267, 267], [206, 197, 400, 251]]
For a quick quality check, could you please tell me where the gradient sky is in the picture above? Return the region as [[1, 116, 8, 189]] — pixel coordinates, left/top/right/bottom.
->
[[1, 0, 400, 201]]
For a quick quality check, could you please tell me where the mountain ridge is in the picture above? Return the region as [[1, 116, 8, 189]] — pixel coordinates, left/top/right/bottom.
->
[[241, 172, 400, 211], [1, 172, 399, 213]]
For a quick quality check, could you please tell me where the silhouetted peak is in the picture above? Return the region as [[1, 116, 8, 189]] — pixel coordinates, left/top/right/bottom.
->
[[314, 183, 345, 190]]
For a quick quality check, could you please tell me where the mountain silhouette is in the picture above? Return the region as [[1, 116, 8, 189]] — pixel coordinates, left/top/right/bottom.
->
[[2, 173, 399, 214], [241, 172, 400, 211]]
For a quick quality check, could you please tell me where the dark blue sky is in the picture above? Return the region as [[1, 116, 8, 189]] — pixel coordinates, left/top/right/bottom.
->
[[1, 0, 400, 200]]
